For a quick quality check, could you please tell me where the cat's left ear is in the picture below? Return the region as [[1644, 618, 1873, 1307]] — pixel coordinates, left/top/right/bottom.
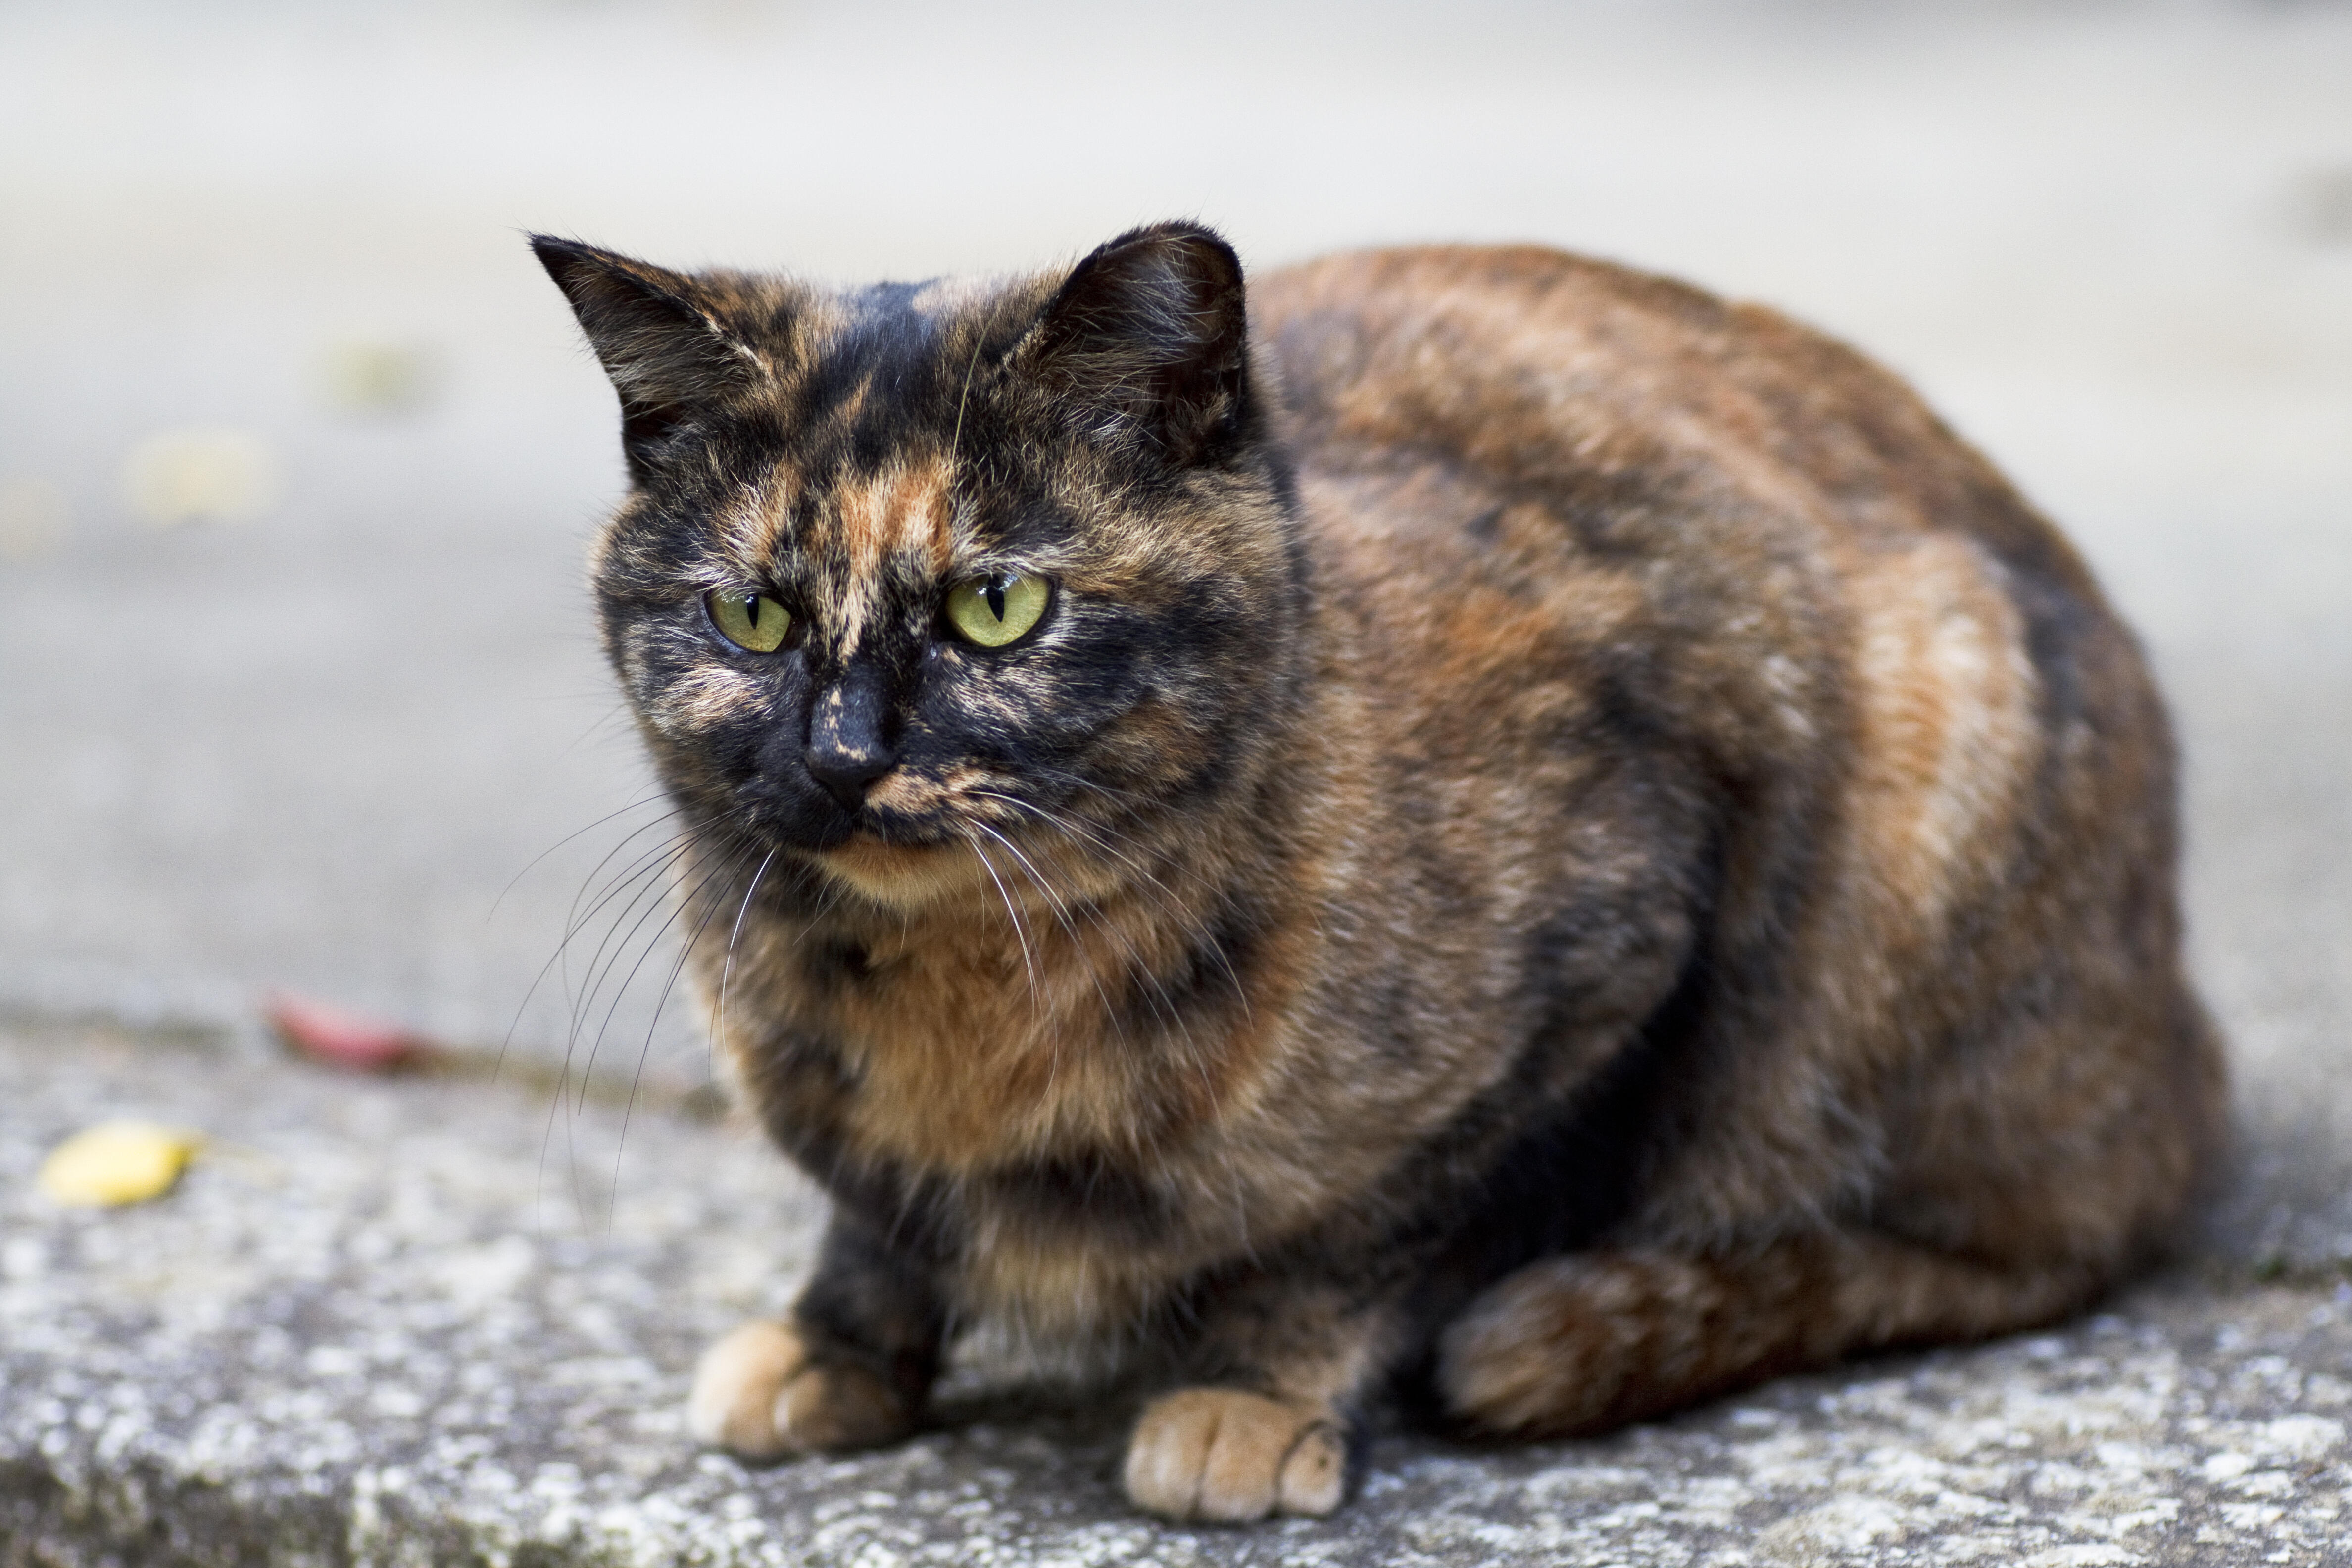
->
[[1017, 222, 1254, 466], [531, 235, 765, 485]]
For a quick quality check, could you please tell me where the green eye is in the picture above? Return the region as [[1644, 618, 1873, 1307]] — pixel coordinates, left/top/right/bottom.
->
[[945, 572, 1051, 648], [707, 588, 792, 653]]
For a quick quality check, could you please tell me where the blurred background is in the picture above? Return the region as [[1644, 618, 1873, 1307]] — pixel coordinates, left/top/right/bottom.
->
[[0, 0, 2347, 1125]]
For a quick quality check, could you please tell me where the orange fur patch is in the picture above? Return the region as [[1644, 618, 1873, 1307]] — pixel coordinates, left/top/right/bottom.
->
[[1846, 533, 2038, 938]]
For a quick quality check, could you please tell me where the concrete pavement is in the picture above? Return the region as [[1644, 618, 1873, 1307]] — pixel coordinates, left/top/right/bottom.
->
[[5, 1015, 2352, 1567]]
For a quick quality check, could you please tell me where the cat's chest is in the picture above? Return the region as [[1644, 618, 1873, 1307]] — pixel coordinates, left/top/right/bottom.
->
[[776, 916, 1170, 1176]]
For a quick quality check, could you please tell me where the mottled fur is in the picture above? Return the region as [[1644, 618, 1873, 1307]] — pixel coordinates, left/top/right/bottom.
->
[[535, 225, 2225, 1521]]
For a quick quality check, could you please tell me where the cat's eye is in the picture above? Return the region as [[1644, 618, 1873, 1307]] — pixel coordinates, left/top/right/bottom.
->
[[706, 588, 793, 653], [945, 572, 1052, 649]]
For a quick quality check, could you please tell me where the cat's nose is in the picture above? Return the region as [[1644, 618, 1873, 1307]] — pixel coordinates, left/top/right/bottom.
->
[[805, 743, 893, 811], [805, 669, 896, 811]]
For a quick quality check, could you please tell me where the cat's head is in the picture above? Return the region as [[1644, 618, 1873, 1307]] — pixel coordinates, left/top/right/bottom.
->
[[535, 223, 1305, 909]]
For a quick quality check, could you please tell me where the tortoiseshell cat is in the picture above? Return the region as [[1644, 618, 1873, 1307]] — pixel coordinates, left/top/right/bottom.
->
[[534, 223, 2225, 1521]]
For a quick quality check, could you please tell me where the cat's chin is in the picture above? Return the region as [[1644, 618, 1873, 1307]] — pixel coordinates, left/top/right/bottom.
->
[[810, 833, 993, 911]]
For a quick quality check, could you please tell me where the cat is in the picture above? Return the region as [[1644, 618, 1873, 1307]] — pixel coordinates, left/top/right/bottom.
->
[[533, 221, 2226, 1522]]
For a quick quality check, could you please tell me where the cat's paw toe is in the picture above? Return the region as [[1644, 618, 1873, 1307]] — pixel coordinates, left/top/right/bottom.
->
[[687, 1320, 909, 1459], [1436, 1254, 1658, 1436], [1123, 1388, 1347, 1522]]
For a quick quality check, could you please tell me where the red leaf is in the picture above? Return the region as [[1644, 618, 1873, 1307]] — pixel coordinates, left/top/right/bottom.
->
[[265, 991, 433, 1073]]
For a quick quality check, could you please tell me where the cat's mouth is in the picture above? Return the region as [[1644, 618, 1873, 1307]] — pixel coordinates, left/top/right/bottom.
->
[[779, 766, 1042, 908], [812, 832, 994, 910]]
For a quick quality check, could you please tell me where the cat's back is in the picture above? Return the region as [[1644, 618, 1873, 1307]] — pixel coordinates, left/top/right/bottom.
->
[[1248, 243, 2147, 785], [1250, 242, 2163, 933], [1253, 243, 2082, 580], [1247, 244, 2093, 821]]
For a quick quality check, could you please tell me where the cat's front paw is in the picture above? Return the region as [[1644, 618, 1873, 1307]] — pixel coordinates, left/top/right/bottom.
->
[[687, 1319, 912, 1460], [1123, 1387, 1348, 1522]]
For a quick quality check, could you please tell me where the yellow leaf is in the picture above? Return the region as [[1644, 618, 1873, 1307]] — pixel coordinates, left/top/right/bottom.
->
[[37, 1121, 201, 1207]]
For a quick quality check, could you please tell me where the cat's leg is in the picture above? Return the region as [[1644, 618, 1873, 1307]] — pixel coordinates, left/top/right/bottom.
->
[[689, 1210, 945, 1459], [1123, 1282, 1401, 1523], [1436, 1232, 2098, 1438]]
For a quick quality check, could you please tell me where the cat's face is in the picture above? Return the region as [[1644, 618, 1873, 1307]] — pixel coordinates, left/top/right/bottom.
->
[[538, 225, 1303, 908]]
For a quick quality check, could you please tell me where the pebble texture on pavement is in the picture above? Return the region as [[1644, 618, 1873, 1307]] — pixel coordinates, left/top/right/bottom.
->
[[4, 1018, 2351, 1568]]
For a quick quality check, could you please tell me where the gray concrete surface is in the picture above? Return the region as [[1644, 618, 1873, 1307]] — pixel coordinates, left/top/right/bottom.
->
[[2, 0, 2350, 1561], [6, 1016, 2352, 1568]]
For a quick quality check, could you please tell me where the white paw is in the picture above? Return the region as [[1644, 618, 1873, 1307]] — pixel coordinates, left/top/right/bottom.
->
[[1123, 1387, 1347, 1522], [687, 1319, 909, 1459]]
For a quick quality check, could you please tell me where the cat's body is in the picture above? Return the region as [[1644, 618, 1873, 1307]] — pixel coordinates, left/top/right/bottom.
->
[[536, 226, 2225, 1521]]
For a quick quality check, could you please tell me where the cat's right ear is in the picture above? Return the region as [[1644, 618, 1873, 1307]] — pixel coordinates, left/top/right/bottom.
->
[[1017, 222, 1255, 467], [531, 236, 763, 485]]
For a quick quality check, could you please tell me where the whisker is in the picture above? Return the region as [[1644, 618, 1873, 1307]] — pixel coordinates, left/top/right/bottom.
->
[[993, 821, 1259, 1246], [964, 827, 1041, 1010], [535, 830, 698, 1221], [611, 834, 755, 1229], [968, 792, 1231, 1112], [974, 790, 1189, 912], [974, 788, 1254, 1024], [968, 819, 1116, 1093], [949, 321, 989, 468], [538, 834, 700, 1225], [970, 818, 1148, 1024], [499, 815, 688, 1081], [574, 837, 737, 1111], [561, 836, 701, 1078], [546, 825, 748, 1227], [553, 700, 645, 763], [567, 810, 713, 945], [565, 816, 700, 953], [972, 814, 1201, 1081], [487, 789, 671, 925], [712, 846, 781, 1074], [551, 815, 705, 1042]]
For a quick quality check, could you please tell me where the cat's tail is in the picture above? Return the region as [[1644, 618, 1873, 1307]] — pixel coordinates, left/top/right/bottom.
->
[[1435, 1233, 2100, 1438]]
